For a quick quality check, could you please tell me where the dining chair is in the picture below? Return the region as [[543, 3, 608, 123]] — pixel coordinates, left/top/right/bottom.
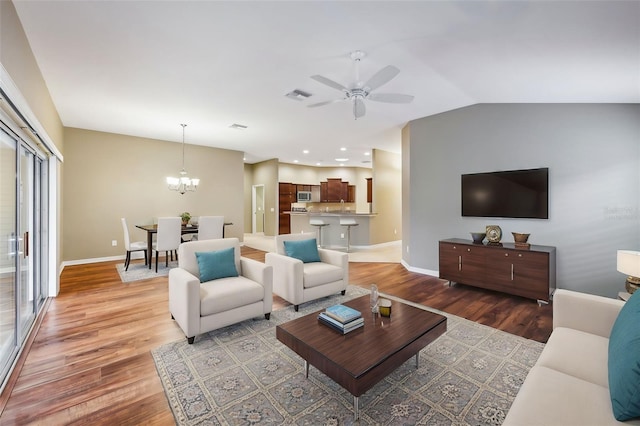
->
[[121, 218, 147, 271], [196, 216, 225, 241], [152, 217, 182, 272]]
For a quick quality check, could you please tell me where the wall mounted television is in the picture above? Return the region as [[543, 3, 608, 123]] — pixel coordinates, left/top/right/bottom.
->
[[461, 167, 549, 219]]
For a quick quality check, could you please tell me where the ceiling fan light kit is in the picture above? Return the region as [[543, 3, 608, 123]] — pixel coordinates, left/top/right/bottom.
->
[[308, 50, 414, 119]]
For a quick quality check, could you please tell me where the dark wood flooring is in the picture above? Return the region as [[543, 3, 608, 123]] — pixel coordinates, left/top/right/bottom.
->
[[0, 246, 552, 424]]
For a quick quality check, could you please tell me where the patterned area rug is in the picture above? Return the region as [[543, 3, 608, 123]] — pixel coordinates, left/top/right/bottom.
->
[[115, 260, 178, 283], [152, 286, 544, 425]]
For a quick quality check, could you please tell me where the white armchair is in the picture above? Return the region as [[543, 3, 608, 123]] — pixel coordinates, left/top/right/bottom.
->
[[265, 232, 348, 311], [169, 238, 273, 344]]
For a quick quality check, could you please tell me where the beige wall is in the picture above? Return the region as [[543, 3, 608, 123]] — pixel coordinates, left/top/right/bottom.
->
[[371, 149, 402, 244], [1, 1, 64, 149], [63, 128, 245, 261]]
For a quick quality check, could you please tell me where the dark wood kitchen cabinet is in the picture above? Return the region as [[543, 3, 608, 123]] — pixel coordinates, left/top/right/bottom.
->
[[439, 238, 556, 304], [278, 182, 295, 234]]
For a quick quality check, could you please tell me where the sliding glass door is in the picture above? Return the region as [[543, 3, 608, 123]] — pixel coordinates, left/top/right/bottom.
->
[[0, 125, 49, 389], [0, 129, 17, 383]]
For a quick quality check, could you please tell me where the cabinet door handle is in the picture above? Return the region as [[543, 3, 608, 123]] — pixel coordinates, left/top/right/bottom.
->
[[458, 255, 462, 271], [504, 253, 509, 257], [467, 248, 471, 252], [511, 264, 514, 280]]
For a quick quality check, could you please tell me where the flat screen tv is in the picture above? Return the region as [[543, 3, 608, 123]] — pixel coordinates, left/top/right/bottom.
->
[[461, 168, 549, 219]]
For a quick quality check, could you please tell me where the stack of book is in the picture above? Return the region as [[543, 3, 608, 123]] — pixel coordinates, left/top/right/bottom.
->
[[318, 304, 364, 334]]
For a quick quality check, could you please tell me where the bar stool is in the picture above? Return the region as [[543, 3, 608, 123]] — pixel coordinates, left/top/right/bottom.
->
[[340, 218, 359, 253], [309, 218, 329, 248]]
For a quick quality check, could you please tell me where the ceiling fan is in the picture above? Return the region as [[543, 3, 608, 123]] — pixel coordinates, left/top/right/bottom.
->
[[308, 50, 414, 119]]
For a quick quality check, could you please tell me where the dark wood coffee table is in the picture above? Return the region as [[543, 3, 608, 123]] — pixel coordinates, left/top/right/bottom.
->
[[276, 295, 447, 420]]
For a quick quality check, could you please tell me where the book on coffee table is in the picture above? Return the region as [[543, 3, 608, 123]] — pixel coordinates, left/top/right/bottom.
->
[[318, 313, 364, 334], [324, 304, 362, 324]]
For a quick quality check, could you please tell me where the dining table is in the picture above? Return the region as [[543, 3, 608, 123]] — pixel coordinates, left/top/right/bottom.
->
[[135, 222, 232, 269]]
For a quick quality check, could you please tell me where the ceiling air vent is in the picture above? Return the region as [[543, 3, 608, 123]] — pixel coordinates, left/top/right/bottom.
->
[[285, 89, 312, 101], [229, 123, 248, 130]]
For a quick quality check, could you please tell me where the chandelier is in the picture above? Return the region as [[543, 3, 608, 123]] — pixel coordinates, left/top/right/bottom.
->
[[166, 123, 199, 194]]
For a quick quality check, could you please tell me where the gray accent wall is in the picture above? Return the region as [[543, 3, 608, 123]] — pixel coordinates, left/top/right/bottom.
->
[[403, 104, 640, 298]]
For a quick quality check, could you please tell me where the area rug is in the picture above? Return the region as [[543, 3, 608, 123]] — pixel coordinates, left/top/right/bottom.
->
[[115, 260, 178, 283], [152, 286, 544, 425]]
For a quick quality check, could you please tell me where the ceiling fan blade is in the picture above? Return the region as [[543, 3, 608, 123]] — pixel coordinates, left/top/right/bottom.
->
[[368, 93, 414, 103], [310, 75, 348, 92], [307, 99, 344, 108], [353, 98, 366, 119], [364, 65, 400, 91]]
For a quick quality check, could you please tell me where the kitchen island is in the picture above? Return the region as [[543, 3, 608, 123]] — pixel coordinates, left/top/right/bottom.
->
[[287, 211, 377, 249]]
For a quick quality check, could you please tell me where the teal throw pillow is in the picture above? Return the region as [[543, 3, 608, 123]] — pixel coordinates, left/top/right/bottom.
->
[[195, 247, 238, 282], [608, 290, 640, 421], [283, 239, 321, 263]]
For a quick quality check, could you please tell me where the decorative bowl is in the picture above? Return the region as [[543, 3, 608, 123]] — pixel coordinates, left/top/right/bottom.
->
[[512, 232, 530, 243], [470, 232, 486, 244]]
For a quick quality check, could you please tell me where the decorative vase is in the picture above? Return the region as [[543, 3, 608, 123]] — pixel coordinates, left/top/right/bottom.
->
[[512, 232, 530, 248], [370, 284, 379, 314], [470, 232, 486, 244]]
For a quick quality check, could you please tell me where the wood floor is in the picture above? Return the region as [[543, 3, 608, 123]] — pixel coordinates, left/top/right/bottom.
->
[[0, 246, 552, 425]]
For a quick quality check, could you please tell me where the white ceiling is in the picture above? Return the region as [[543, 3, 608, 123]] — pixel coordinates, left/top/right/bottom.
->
[[13, 1, 640, 168]]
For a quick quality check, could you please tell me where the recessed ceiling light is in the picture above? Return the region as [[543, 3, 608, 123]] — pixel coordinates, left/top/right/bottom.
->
[[364, 152, 370, 156], [316, 162, 321, 166], [303, 150, 309, 154], [340, 147, 347, 151], [335, 158, 349, 162], [293, 160, 299, 163]]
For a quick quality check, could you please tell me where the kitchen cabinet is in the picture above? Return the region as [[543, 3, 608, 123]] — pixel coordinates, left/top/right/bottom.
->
[[439, 238, 556, 304], [327, 178, 345, 202], [278, 182, 295, 234], [320, 182, 328, 202]]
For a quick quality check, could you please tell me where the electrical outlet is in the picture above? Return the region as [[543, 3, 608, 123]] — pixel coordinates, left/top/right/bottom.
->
[[112, 240, 117, 247], [341, 233, 345, 239]]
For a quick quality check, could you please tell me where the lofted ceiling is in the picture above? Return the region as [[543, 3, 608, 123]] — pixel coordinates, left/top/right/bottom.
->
[[12, 1, 640, 168]]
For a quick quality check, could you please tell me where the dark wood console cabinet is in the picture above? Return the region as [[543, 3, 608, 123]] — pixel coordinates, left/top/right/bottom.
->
[[439, 238, 556, 303]]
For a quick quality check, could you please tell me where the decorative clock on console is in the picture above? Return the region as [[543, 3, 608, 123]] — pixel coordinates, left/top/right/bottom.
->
[[485, 225, 502, 243]]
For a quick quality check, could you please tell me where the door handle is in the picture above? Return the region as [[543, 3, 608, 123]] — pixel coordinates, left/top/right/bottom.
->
[[24, 231, 29, 258]]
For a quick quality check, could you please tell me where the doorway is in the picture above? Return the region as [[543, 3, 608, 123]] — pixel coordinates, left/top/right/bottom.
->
[[252, 184, 265, 234]]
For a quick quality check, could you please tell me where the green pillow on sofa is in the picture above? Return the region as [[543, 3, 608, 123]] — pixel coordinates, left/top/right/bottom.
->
[[283, 239, 321, 263], [608, 290, 640, 421], [195, 247, 238, 282]]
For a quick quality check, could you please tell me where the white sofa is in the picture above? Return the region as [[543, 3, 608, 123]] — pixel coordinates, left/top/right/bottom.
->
[[504, 289, 640, 425], [168, 238, 273, 344], [265, 232, 348, 311]]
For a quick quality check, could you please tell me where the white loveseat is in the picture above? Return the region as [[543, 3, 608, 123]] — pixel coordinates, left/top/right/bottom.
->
[[504, 289, 640, 425], [168, 238, 273, 344], [265, 232, 348, 311]]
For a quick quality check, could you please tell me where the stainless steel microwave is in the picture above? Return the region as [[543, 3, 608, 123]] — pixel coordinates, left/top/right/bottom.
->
[[297, 191, 312, 202]]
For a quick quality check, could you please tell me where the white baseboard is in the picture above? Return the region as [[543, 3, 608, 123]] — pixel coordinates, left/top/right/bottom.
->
[[400, 259, 439, 278], [60, 251, 149, 269]]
